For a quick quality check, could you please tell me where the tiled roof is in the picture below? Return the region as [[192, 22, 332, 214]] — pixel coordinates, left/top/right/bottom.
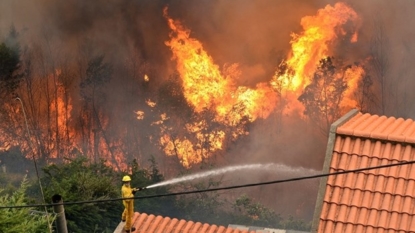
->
[[312, 110, 415, 233], [113, 212, 257, 233]]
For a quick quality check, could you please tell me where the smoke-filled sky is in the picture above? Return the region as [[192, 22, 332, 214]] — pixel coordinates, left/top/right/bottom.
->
[[2, 0, 415, 87], [2, 0, 415, 221]]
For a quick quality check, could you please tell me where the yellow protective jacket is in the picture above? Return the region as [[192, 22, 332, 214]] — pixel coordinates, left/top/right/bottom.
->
[[121, 185, 134, 205], [121, 184, 135, 230]]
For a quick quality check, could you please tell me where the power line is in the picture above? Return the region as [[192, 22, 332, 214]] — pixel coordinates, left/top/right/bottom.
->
[[15, 97, 53, 233], [1, 159, 414, 209]]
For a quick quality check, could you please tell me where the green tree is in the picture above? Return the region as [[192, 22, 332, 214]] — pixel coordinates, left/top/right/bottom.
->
[[127, 157, 179, 217], [173, 178, 224, 224], [281, 215, 311, 231], [0, 176, 51, 233], [231, 194, 282, 228], [39, 157, 121, 233]]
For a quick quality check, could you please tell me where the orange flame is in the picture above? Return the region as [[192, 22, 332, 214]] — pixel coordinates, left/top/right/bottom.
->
[[160, 120, 225, 168], [164, 7, 277, 123], [275, 2, 361, 92], [160, 135, 196, 168], [164, 8, 232, 113], [341, 65, 365, 109], [0, 142, 10, 152], [162, 7, 280, 167], [152, 4, 364, 168]]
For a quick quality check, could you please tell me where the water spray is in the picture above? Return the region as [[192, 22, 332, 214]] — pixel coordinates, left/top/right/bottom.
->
[[145, 163, 317, 189]]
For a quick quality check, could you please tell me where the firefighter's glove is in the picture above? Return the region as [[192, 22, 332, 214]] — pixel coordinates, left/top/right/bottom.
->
[[132, 188, 137, 195]]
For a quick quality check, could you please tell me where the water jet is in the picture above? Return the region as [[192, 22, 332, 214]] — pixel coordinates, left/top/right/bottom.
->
[[145, 163, 317, 189]]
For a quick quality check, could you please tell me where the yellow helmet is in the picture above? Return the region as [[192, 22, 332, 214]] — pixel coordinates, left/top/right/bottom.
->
[[122, 175, 131, 182]]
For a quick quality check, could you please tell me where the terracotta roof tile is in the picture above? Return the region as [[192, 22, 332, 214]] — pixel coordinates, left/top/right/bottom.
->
[[155, 217, 170, 233], [175, 219, 187, 232], [199, 224, 210, 232], [217, 226, 226, 233], [149, 216, 163, 232], [315, 111, 415, 233], [354, 173, 366, 190], [114, 212, 258, 233], [404, 123, 415, 143]]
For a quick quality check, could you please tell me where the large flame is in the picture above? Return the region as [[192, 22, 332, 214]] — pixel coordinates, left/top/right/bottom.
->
[[157, 3, 365, 168], [160, 120, 225, 168], [341, 65, 365, 108], [274, 2, 361, 92], [162, 7, 280, 167], [164, 9, 230, 112], [164, 8, 277, 123]]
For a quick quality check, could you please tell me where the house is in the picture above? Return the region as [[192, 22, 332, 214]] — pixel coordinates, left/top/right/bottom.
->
[[311, 109, 415, 232]]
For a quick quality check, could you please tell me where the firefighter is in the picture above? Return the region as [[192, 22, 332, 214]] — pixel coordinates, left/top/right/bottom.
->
[[121, 175, 141, 232]]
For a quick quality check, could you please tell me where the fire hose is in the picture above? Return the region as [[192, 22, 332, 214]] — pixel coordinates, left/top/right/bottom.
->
[[132, 187, 147, 194]]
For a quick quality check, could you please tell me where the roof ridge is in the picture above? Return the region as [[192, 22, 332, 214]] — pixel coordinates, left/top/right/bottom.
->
[[336, 113, 415, 144]]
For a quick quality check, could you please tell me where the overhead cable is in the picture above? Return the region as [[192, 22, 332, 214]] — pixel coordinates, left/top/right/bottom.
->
[[1, 159, 414, 209]]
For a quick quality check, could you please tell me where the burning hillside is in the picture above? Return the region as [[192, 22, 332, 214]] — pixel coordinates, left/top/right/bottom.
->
[[144, 3, 364, 167], [0, 0, 379, 171]]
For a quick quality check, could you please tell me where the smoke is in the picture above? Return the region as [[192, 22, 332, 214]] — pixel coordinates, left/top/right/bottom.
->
[[165, 0, 323, 85], [2, 0, 415, 222], [3, 0, 415, 80], [0, 0, 322, 84]]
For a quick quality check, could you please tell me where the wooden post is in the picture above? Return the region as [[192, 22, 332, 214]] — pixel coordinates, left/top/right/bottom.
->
[[52, 194, 68, 233]]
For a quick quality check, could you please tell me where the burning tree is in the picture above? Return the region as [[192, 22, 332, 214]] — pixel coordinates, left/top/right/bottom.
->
[[153, 8, 281, 168], [79, 55, 114, 165], [0, 41, 21, 97], [298, 57, 347, 134], [369, 19, 390, 115], [352, 64, 374, 113], [0, 30, 26, 156], [139, 73, 251, 170]]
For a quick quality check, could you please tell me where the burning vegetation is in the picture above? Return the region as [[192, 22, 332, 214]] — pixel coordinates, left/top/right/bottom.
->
[[152, 3, 365, 168], [0, 1, 376, 169]]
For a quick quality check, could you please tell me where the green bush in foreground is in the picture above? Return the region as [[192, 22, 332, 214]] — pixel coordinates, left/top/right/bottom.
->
[[0, 176, 52, 233]]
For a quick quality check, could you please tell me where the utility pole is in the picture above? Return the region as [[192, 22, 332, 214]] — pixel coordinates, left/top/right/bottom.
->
[[52, 194, 68, 233]]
